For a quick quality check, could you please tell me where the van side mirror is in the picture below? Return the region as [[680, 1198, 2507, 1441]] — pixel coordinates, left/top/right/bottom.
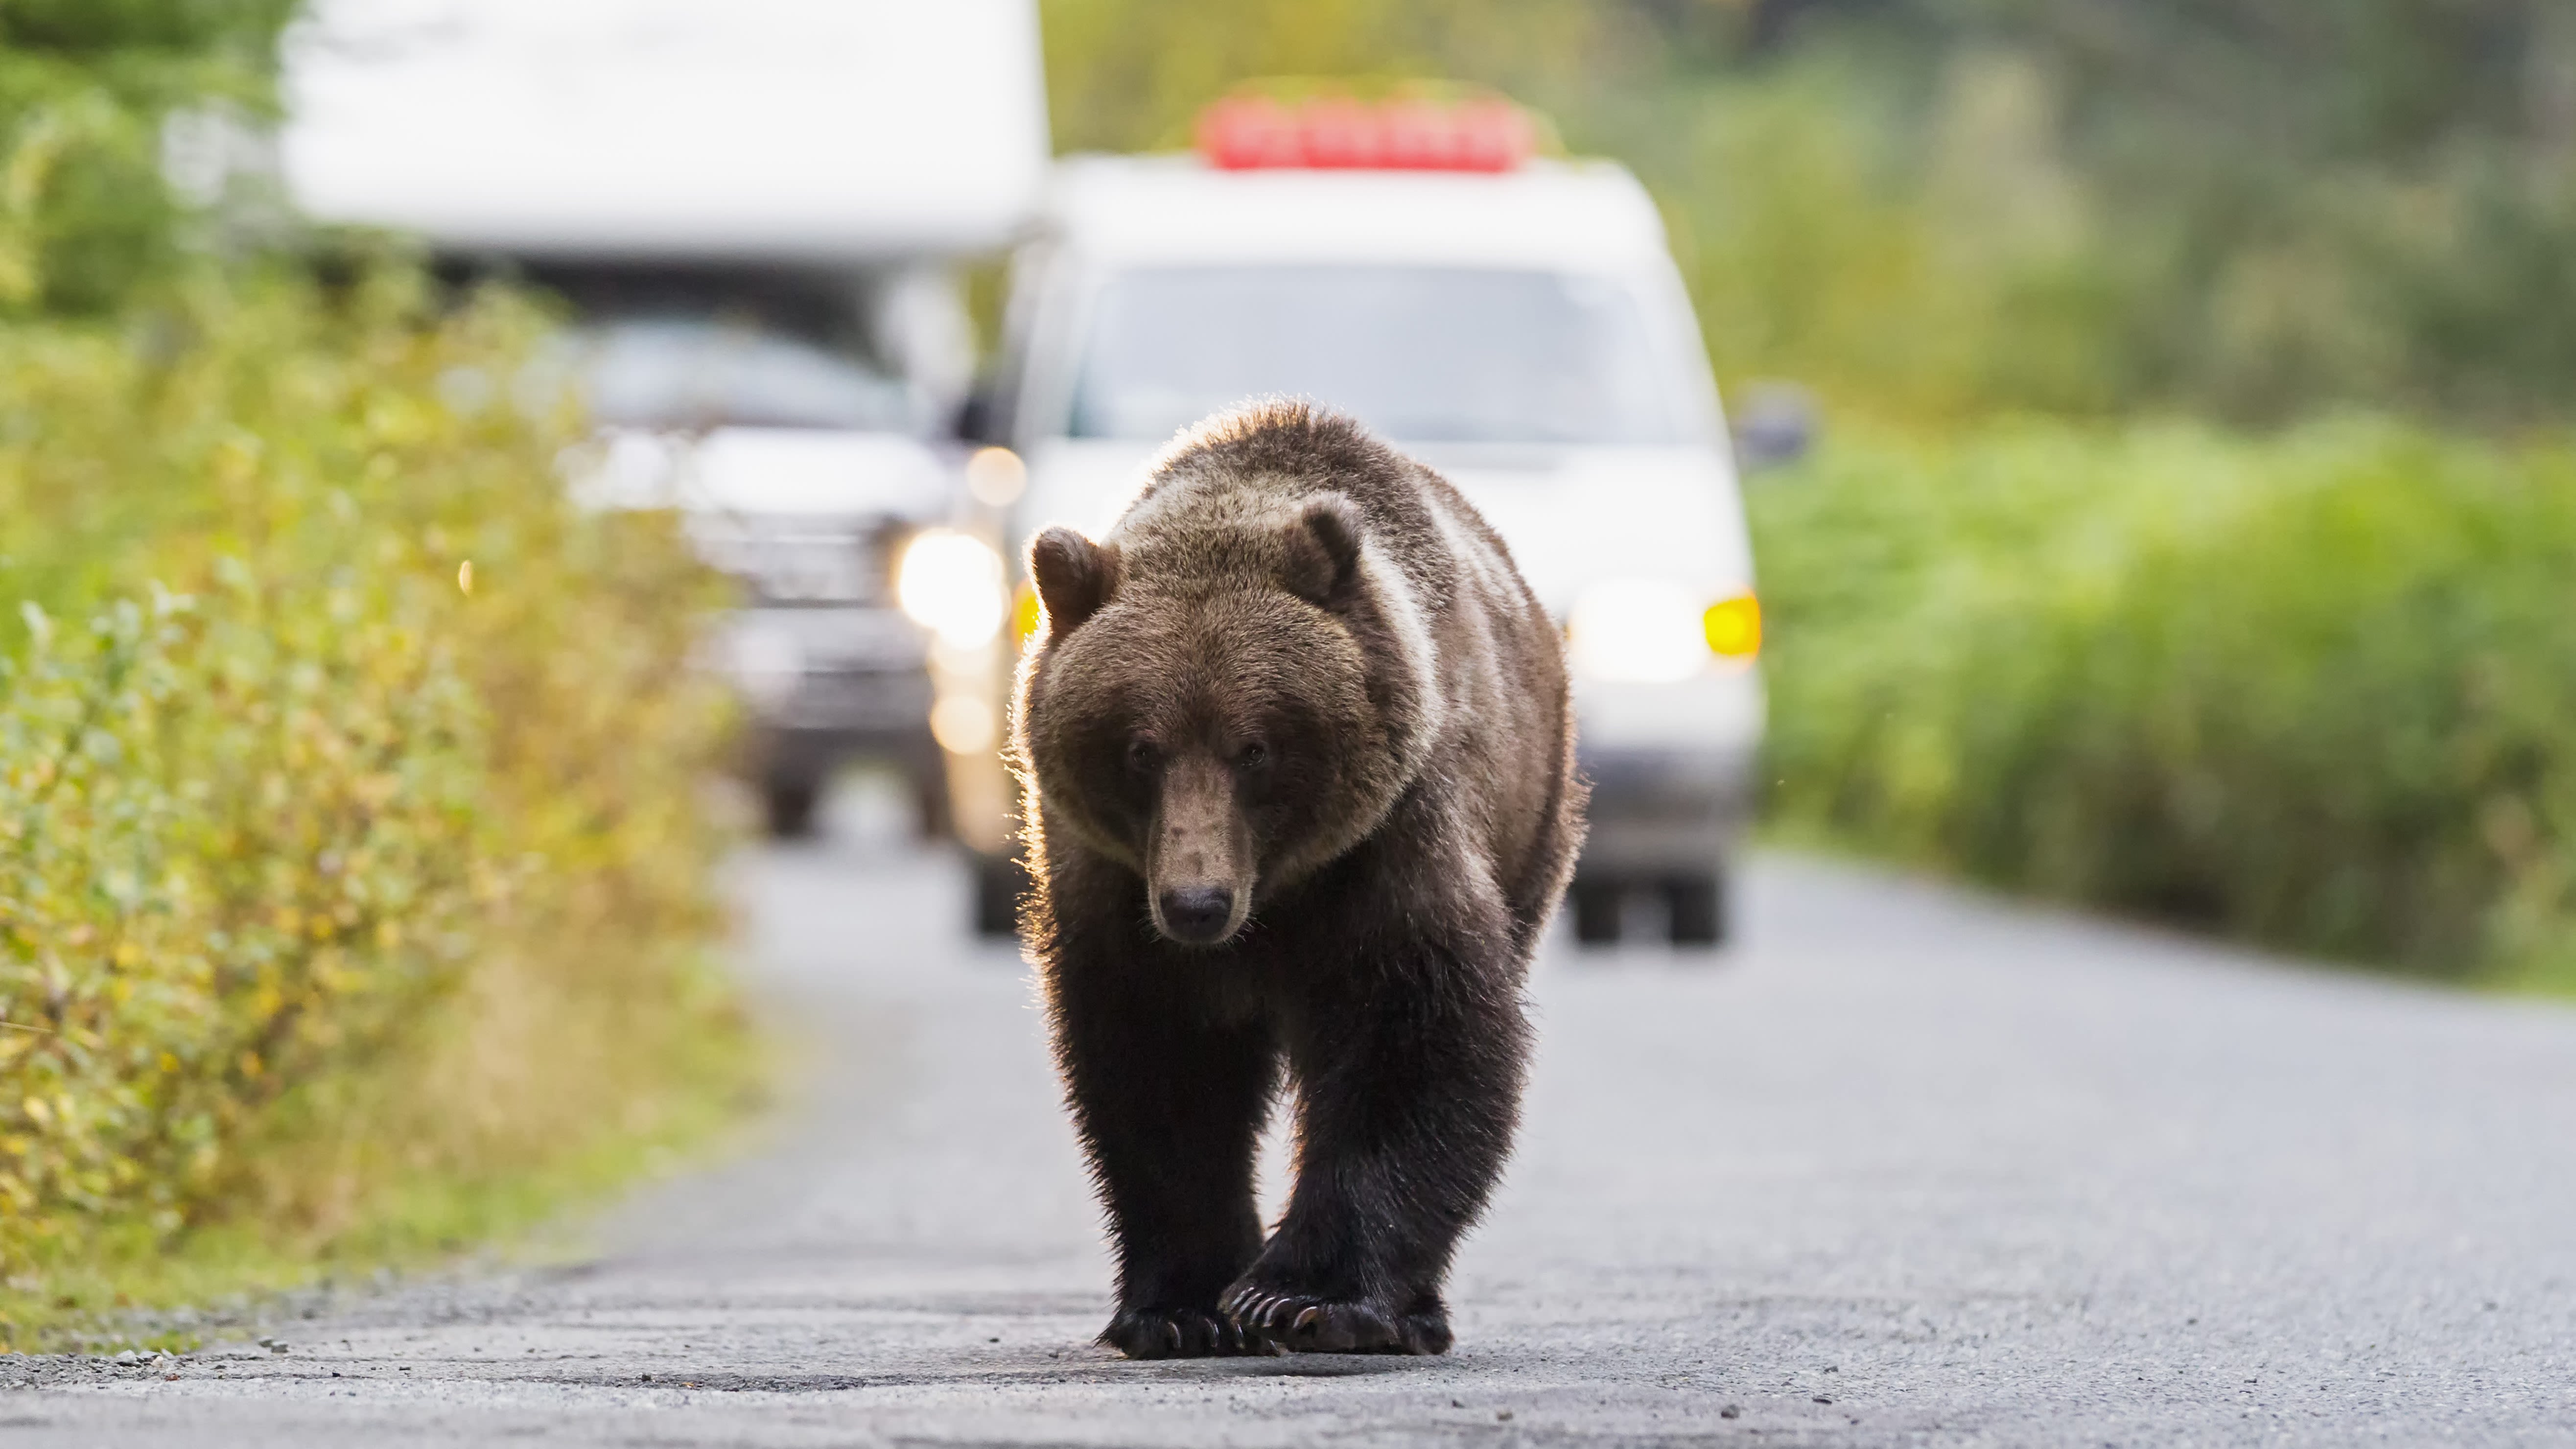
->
[[1731, 381, 1819, 472]]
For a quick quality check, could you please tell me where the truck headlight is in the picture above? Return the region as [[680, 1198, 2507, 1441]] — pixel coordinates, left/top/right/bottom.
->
[[723, 615, 803, 710], [896, 529, 1007, 649], [1568, 580, 1760, 682]]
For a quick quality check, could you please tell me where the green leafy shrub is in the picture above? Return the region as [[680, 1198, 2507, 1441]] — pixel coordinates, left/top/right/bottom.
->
[[1754, 418, 2576, 988], [0, 271, 745, 1341], [0, 0, 297, 316]]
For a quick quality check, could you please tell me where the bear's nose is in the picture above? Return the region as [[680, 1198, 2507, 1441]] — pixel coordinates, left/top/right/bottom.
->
[[1156, 885, 1236, 944]]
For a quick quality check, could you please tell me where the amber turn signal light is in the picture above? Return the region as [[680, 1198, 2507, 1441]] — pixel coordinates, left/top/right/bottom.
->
[[1703, 593, 1761, 659]]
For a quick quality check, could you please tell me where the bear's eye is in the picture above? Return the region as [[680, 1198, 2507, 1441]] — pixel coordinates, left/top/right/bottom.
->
[[1236, 742, 1270, 772], [1124, 738, 1161, 775]]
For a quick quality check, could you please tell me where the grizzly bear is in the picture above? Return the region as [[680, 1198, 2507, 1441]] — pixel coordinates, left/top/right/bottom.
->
[[1013, 402, 1583, 1358]]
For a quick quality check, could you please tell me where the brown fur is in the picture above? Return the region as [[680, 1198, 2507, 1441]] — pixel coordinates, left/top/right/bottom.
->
[[1014, 401, 1582, 1357]]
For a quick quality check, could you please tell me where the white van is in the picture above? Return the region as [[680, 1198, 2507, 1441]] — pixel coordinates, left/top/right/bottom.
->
[[964, 105, 1762, 946]]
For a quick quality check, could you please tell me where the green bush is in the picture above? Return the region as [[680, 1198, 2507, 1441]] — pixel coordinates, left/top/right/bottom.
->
[[0, 1, 297, 317], [0, 270, 745, 1342], [1754, 418, 2576, 988]]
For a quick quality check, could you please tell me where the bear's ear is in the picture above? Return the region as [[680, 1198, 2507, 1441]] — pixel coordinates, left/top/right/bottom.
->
[[1028, 526, 1122, 640], [1280, 494, 1364, 610]]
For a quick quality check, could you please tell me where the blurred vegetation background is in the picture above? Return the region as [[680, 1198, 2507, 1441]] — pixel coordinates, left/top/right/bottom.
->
[[0, 0, 299, 316], [0, 2, 748, 1345], [1047, 0, 2576, 426], [1753, 420, 2576, 991], [1043, 0, 2576, 988]]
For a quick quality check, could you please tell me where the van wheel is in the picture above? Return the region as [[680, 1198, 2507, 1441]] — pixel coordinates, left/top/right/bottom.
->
[[973, 852, 1031, 939], [764, 776, 821, 840], [911, 760, 953, 841], [1667, 870, 1728, 949], [1570, 878, 1623, 946]]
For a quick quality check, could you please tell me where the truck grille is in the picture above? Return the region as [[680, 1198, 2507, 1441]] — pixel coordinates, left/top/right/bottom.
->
[[687, 512, 907, 606]]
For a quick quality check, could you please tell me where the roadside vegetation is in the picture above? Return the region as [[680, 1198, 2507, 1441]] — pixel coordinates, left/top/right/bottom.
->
[[1751, 421, 2576, 991], [0, 8, 749, 1348], [1047, 0, 2576, 989]]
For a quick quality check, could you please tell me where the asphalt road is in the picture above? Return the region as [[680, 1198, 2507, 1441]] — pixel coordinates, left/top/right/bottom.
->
[[10, 787, 2576, 1446]]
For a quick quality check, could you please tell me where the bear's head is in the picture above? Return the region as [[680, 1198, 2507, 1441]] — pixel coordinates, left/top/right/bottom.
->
[[1018, 493, 1413, 947]]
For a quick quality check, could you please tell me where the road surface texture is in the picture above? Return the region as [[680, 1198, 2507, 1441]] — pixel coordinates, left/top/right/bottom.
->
[[9, 788, 2576, 1446]]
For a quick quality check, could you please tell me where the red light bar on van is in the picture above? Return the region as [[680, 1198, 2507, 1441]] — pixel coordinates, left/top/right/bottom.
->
[[1196, 94, 1535, 173]]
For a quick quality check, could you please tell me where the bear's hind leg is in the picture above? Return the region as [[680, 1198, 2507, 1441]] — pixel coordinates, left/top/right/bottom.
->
[[1054, 961, 1277, 1359]]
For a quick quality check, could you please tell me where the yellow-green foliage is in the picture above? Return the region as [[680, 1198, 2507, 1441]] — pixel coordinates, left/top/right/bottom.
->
[[0, 0, 302, 316], [0, 270, 743, 1333], [1641, 56, 2130, 424], [1754, 419, 2576, 988]]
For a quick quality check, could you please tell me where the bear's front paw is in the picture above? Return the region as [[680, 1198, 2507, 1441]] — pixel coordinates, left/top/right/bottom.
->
[[1100, 1305, 1253, 1359], [1218, 1282, 1452, 1356]]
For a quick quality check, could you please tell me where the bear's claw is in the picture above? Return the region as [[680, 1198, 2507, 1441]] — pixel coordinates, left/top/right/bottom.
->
[[1101, 1306, 1253, 1359], [1217, 1283, 1451, 1355]]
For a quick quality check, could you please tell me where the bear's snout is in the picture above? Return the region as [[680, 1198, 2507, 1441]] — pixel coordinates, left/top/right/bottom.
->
[[1146, 755, 1253, 947], [1155, 884, 1237, 944]]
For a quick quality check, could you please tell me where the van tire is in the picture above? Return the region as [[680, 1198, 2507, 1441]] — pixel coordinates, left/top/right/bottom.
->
[[1570, 878, 1623, 947], [764, 777, 821, 840], [911, 760, 953, 841], [1666, 870, 1727, 949], [973, 852, 1031, 940]]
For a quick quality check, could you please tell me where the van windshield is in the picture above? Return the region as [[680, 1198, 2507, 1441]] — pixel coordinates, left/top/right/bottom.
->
[[1067, 266, 1683, 446], [576, 318, 915, 433]]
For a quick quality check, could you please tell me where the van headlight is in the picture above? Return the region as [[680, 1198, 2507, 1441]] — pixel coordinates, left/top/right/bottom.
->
[[896, 529, 1007, 648], [1568, 580, 1760, 682]]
